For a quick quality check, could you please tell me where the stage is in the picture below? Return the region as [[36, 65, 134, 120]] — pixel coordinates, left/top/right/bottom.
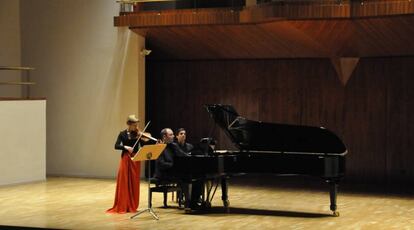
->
[[0, 177, 413, 229]]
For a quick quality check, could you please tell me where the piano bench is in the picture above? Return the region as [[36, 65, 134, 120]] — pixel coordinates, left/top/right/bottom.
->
[[149, 180, 182, 208]]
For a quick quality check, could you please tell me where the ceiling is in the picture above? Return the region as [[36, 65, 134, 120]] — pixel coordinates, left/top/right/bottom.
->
[[115, 1, 414, 60]]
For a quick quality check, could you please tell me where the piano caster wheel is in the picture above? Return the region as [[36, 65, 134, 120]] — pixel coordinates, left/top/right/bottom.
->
[[223, 200, 230, 209], [332, 211, 340, 217]]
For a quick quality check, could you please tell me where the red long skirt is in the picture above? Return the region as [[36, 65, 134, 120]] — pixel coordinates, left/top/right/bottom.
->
[[107, 152, 141, 214]]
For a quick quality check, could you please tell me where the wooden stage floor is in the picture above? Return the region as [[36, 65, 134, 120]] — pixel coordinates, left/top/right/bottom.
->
[[0, 177, 413, 229]]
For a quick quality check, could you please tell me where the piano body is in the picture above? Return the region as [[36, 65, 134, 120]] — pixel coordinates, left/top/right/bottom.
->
[[166, 104, 347, 216]]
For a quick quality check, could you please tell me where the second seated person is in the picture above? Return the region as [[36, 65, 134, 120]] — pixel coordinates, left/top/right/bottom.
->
[[175, 128, 194, 154]]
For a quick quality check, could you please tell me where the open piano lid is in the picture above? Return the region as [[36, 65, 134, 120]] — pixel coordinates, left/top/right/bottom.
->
[[205, 104, 347, 156]]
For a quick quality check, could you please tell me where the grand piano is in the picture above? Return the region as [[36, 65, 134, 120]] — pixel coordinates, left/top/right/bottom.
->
[[166, 104, 347, 216]]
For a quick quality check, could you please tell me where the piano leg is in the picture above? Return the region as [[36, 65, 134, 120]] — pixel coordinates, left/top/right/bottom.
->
[[328, 179, 340, 217], [221, 178, 230, 212]]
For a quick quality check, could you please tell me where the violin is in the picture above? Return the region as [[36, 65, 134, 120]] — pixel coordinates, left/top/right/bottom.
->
[[138, 131, 158, 142], [130, 121, 161, 156]]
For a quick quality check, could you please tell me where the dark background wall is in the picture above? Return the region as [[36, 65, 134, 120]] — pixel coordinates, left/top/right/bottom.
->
[[146, 57, 414, 184]]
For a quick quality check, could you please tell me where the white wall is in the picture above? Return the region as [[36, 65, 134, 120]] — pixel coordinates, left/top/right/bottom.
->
[[0, 0, 22, 97], [0, 100, 46, 186], [20, 0, 146, 178]]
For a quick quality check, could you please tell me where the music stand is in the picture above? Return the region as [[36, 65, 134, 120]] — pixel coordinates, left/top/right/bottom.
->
[[130, 144, 166, 220]]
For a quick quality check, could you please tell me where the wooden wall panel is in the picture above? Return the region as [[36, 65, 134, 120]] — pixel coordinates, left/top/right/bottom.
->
[[115, 0, 414, 27], [146, 57, 414, 184], [385, 58, 414, 184], [342, 58, 388, 183]]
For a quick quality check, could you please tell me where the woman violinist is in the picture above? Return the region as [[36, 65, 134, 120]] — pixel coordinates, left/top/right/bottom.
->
[[107, 115, 156, 214]]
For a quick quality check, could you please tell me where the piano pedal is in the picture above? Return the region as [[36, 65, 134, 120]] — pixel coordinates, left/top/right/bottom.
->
[[202, 201, 212, 209]]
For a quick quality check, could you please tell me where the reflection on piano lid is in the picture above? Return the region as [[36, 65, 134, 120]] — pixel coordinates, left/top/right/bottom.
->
[[205, 104, 347, 156]]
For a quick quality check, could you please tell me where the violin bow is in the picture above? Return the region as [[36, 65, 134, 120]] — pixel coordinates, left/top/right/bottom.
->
[[131, 120, 151, 150]]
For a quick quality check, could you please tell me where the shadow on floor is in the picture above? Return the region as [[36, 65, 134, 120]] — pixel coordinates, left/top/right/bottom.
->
[[187, 207, 334, 218], [0, 226, 62, 230], [229, 174, 414, 199]]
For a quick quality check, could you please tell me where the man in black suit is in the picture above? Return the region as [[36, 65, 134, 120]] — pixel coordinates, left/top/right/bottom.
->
[[154, 128, 204, 210], [154, 128, 189, 179]]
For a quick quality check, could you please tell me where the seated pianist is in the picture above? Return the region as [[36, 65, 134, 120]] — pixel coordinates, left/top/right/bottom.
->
[[154, 128, 203, 210], [154, 128, 189, 180], [175, 128, 194, 154]]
